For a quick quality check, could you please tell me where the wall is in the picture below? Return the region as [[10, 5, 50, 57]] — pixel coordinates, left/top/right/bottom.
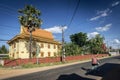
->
[[19, 39, 29, 59], [39, 42, 59, 57], [4, 54, 108, 67], [9, 39, 60, 59]]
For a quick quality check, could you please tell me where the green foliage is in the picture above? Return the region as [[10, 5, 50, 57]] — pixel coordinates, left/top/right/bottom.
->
[[18, 5, 42, 28], [0, 45, 8, 54], [69, 32, 89, 55], [69, 32, 106, 55], [70, 32, 88, 47], [64, 43, 82, 56], [21, 62, 35, 68], [18, 5, 42, 58], [21, 62, 63, 68], [0, 64, 3, 68], [88, 34, 105, 54]]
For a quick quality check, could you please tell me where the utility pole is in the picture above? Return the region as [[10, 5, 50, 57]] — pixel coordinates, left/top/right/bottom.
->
[[60, 26, 66, 62]]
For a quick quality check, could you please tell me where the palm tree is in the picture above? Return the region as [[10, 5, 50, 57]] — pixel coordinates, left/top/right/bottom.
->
[[18, 5, 42, 58], [18, 5, 42, 28]]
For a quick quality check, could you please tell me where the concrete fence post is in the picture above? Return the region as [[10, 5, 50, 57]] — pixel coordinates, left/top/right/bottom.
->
[[0, 60, 4, 66]]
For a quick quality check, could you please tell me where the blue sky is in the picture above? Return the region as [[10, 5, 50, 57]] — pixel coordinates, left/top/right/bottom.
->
[[0, 0, 120, 49]]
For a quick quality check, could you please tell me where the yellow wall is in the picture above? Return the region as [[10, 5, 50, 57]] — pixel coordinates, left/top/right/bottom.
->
[[9, 39, 60, 59], [39, 42, 59, 57]]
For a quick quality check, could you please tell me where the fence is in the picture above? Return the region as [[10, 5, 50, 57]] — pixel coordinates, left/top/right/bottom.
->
[[3, 54, 108, 67]]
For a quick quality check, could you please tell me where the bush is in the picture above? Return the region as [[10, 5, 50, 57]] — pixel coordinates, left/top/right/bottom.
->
[[64, 43, 82, 56]]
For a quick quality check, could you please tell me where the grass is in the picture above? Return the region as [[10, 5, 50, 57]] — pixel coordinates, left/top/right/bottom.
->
[[20, 60, 84, 68], [21, 62, 64, 68], [0, 64, 3, 68]]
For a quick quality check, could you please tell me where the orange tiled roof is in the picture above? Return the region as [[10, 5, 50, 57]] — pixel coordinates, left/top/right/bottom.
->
[[7, 26, 61, 44], [21, 27, 54, 40], [7, 34, 61, 44]]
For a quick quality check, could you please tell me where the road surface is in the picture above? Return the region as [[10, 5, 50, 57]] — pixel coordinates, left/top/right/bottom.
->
[[3, 56, 120, 80]]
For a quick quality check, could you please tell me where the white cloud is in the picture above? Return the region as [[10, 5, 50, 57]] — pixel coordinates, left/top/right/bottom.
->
[[95, 23, 112, 32], [90, 8, 112, 21], [101, 12, 107, 17], [97, 8, 110, 15], [87, 32, 99, 39], [90, 16, 101, 21], [112, 1, 120, 7], [90, 1, 120, 21], [44, 26, 67, 33], [113, 39, 120, 44]]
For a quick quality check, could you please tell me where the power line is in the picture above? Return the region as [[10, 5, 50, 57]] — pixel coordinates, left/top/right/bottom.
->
[[0, 27, 19, 31], [67, 0, 80, 29], [0, 24, 19, 30], [0, 24, 25, 38], [64, 1, 71, 26], [0, 32, 17, 37], [0, 3, 17, 11], [0, 7, 17, 17], [0, 33, 12, 36], [63, 0, 80, 42], [0, 3, 17, 13], [0, 4, 18, 17], [0, 39, 9, 41], [0, 24, 20, 36], [0, 7, 16, 14]]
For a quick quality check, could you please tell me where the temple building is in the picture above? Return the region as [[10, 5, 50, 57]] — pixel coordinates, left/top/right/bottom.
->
[[7, 26, 61, 59]]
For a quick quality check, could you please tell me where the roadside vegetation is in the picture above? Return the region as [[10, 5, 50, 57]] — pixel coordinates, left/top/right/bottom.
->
[[21, 62, 63, 68], [17, 60, 83, 68], [64, 32, 107, 56], [0, 45, 8, 54]]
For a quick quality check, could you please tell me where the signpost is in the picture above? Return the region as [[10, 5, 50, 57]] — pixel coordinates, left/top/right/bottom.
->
[[36, 45, 40, 64]]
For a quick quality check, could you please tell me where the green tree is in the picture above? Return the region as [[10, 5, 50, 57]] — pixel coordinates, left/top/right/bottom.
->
[[64, 43, 82, 56], [0, 45, 8, 54], [18, 5, 42, 58], [70, 32, 88, 47], [88, 34, 105, 54], [18, 5, 42, 28], [70, 32, 89, 54]]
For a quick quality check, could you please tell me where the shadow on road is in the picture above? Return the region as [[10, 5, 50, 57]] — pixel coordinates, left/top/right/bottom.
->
[[81, 63, 120, 80], [114, 57, 120, 60], [57, 73, 94, 80]]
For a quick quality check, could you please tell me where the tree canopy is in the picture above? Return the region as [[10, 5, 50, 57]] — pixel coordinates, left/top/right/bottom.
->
[[18, 5, 42, 58], [70, 32, 88, 47], [64, 43, 81, 56], [64, 32, 106, 56], [18, 5, 42, 28], [0, 45, 8, 54], [88, 34, 105, 54]]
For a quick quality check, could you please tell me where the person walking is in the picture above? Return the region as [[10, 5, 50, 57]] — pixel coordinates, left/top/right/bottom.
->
[[91, 55, 99, 70]]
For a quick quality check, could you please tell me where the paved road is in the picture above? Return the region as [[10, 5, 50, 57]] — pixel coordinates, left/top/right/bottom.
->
[[4, 56, 120, 80]]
